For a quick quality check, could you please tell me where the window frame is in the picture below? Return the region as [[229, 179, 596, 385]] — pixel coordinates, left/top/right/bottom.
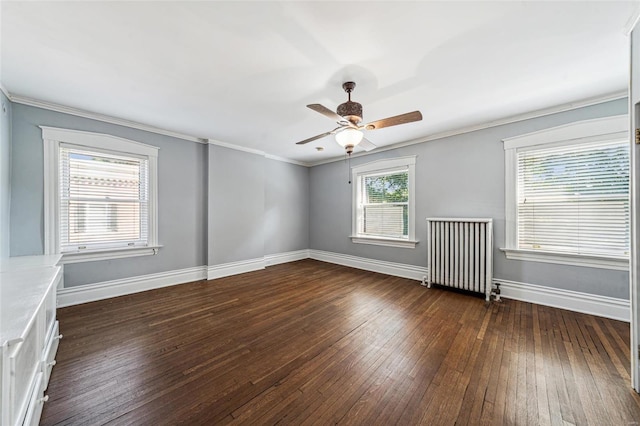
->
[[350, 156, 417, 248], [42, 127, 160, 264], [501, 115, 629, 270]]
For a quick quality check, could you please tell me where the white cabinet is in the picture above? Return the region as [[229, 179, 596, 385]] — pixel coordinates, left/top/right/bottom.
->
[[0, 255, 62, 426]]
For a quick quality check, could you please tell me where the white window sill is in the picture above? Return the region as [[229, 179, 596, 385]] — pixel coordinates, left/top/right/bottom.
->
[[350, 235, 418, 248], [500, 248, 628, 271], [60, 245, 162, 264]]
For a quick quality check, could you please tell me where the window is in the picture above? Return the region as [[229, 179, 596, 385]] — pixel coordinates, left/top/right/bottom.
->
[[502, 115, 629, 270], [42, 127, 159, 264], [351, 156, 417, 248]]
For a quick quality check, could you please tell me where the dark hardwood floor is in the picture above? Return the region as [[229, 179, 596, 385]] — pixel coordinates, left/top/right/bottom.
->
[[41, 259, 640, 425]]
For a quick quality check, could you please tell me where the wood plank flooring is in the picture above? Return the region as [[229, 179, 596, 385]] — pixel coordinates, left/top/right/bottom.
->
[[41, 259, 640, 425]]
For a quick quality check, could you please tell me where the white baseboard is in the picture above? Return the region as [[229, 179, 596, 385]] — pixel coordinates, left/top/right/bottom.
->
[[56, 248, 631, 322], [265, 249, 310, 266], [494, 278, 629, 322], [309, 249, 428, 282], [207, 257, 266, 280], [308, 250, 629, 322], [57, 266, 207, 308], [56, 251, 302, 307]]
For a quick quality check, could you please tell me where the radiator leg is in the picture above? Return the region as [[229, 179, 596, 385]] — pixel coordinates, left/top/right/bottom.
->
[[421, 276, 428, 287]]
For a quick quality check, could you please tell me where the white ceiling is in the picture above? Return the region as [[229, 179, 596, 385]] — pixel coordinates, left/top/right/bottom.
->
[[1, 1, 637, 164]]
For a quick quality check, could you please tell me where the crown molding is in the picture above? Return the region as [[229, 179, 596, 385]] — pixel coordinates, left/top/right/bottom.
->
[[623, 2, 640, 35], [264, 154, 309, 167], [0, 83, 10, 100], [5, 91, 308, 166], [4, 88, 627, 169], [206, 140, 310, 166], [10, 94, 206, 144], [207, 138, 265, 156], [308, 90, 628, 167]]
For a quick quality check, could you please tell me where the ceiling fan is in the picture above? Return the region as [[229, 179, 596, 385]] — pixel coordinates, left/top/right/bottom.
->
[[296, 81, 423, 155]]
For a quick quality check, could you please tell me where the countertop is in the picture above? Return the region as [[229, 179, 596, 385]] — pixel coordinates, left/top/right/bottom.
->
[[0, 255, 62, 346]]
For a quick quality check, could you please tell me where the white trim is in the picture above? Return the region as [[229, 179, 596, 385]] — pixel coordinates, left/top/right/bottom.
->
[[264, 249, 310, 266], [43, 135, 59, 255], [309, 249, 427, 281], [55, 250, 308, 307], [207, 257, 266, 280], [309, 91, 628, 166], [5, 89, 627, 169], [502, 115, 630, 266], [504, 148, 517, 249], [502, 115, 628, 150], [41, 126, 159, 157], [264, 154, 309, 167], [42, 127, 159, 259], [351, 156, 416, 247], [350, 236, 418, 248], [351, 155, 417, 174], [208, 138, 265, 157], [0, 83, 10, 100], [494, 278, 629, 322], [53, 248, 631, 322], [60, 245, 162, 265], [9, 94, 312, 166], [15, 95, 205, 143], [57, 266, 207, 307], [623, 2, 640, 35], [629, 22, 640, 392], [207, 141, 310, 167], [310, 249, 629, 321], [500, 248, 629, 271]]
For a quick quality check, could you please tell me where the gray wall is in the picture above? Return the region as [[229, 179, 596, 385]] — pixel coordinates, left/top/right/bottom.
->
[[6, 97, 629, 298], [207, 147, 309, 265], [9, 102, 311, 287], [264, 158, 309, 255], [10, 103, 208, 286], [0, 92, 11, 258], [309, 98, 629, 300], [208, 145, 265, 265]]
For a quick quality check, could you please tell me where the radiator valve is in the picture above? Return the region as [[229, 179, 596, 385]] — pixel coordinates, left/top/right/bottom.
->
[[492, 283, 502, 302]]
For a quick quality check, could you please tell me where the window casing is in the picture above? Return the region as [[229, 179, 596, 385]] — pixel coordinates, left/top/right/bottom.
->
[[351, 156, 417, 248], [42, 127, 159, 264], [502, 115, 629, 270]]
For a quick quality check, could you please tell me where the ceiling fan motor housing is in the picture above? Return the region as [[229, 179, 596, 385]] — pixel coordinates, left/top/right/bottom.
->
[[337, 101, 363, 124]]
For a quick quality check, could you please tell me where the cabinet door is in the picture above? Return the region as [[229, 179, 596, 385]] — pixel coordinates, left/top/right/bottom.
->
[[9, 297, 46, 425], [22, 372, 45, 426], [43, 321, 61, 389], [9, 324, 40, 425], [44, 274, 60, 338]]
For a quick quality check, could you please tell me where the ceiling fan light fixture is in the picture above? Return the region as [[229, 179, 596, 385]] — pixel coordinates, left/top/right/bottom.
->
[[335, 128, 363, 148]]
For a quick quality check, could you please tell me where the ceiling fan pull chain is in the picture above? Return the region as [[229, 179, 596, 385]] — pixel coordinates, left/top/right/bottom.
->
[[347, 153, 352, 184]]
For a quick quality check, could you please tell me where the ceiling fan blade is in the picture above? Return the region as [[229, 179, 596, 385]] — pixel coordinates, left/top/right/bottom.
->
[[307, 104, 348, 124], [295, 131, 333, 145], [295, 127, 342, 145], [358, 137, 377, 152], [364, 111, 423, 130]]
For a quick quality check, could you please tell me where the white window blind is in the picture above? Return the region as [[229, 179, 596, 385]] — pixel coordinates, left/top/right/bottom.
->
[[59, 145, 149, 252], [517, 139, 629, 257], [358, 170, 409, 239]]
